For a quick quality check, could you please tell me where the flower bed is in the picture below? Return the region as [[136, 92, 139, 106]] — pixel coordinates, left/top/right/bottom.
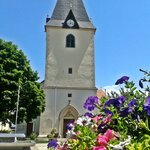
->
[[48, 70, 150, 150]]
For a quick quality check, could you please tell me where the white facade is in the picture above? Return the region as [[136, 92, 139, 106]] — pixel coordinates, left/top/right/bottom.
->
[[38, 0, 97, 137], [44, 27, 95, 88]]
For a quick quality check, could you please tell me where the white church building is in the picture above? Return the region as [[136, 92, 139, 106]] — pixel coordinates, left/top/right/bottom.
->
[[17, 0, 98, 137]]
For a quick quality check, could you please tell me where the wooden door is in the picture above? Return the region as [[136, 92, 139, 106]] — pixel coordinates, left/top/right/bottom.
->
[[26, 123, 33, 137]]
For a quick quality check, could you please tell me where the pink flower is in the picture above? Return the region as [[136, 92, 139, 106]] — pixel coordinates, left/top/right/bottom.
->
[[76, 131, 81, 135], [57, 142, 68, 150], [104, 129, 117, 141], [97, 135, 108, 146], [92, 115, 102, 123], [102, 114, 112, 124], [96, 129, 117, 148], [58, 146, 68, 150], [92, 146, 107, 150]]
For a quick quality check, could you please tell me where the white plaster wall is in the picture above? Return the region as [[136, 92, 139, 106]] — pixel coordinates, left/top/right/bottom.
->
[[39, 87, 97, 136], [44, 27, 95, 88]]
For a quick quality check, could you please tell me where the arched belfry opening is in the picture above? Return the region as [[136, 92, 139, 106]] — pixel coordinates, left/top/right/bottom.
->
[[58, 103, 78, 137], [66, 34, 75, 48]]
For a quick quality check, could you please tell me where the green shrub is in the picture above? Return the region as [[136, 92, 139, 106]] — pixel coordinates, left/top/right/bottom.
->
[[47, 128, 58, 139], [29, 132, 37, 140], [0, 130, 11, 133]]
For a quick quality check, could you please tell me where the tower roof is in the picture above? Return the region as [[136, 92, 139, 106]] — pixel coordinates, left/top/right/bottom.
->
[[51, 0, 90, 22]]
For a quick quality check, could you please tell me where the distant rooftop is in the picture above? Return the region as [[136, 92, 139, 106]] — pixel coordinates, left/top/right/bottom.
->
[[97, 89, 106, 99]]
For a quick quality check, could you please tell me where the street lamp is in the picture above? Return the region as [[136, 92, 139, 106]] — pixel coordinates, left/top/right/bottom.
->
[[14, 85, 20, 142]]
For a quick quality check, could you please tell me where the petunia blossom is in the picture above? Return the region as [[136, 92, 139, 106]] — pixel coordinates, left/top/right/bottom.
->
[[66, 129, 76, 138], [120, 107, 132, 117], [66, 123, 74, 131], [57, 142, 68, 150], [120, 99, 136, 117], [104, 96, 126, 109], [104, 109, 113, 115], [128, 99, 136, 107], [92, 146, 107, 150], [143, 96, 150, 116], [104, 98, 115, 108], [92, 115, 103, 123], [102, 114, 112, 124], [104, 129, 117, 141], [47, 139, 58, 149], [83, 96, 99, 111], [98, 123, 106, 133], [84, 112, 94, 118], [110, 136, 131, 149], [97, 134, 108, 146], [115, 76, 129, 85], [96, 129, 117, 148], [76, 116, 91, 126], [114, 96, 126, 108]]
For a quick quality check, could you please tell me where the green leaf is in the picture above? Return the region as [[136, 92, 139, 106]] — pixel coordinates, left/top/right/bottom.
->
[[0, 38, 45, 124]]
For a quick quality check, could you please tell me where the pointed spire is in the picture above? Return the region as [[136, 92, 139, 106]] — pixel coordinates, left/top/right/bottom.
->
[[51, 0, 90, 22]]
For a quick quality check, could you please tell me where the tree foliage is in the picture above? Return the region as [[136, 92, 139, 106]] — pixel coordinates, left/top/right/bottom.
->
[[0, 39, 45, 125]]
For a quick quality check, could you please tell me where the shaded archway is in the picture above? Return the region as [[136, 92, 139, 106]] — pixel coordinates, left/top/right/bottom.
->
[[58, 104, 78, 137]]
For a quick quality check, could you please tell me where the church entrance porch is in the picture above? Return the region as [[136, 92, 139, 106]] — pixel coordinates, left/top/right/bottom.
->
[[58, 104, 78, 138]]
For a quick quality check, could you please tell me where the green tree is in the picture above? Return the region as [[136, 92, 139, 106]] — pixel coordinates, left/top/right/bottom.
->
[[0, 39, 45, 125]]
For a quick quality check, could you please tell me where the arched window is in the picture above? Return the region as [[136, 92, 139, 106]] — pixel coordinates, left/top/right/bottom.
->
[[66, 34, 75, 48]]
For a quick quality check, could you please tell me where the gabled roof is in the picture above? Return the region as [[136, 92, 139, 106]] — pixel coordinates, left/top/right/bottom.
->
[[63, 10, 79, 29], [50, 0, 90, 22]]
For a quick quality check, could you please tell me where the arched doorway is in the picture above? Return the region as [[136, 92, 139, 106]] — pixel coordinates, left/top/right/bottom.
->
[[58, 104, 78, 137]]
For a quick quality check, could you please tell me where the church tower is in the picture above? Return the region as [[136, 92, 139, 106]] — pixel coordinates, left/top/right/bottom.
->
[[39, 0, 97, 137]]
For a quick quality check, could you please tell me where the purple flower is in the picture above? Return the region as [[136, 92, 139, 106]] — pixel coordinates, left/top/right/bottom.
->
[[84, 112, 93, 118], [120, 107, 132, 117], [83, 96, 98, 111], [47, 139, 58, 149], [120, 99, 136, 117], [104, 98, 115, 108], [128, 99, 136, 107], [104, 109, 113, 115], [66, 123, 73, 131], [114, 96, 126, 108], [98, 123, 105, 133], [104, 96, 126, 108], [115, 76, 129, 85], [143, 96, 150, 116]]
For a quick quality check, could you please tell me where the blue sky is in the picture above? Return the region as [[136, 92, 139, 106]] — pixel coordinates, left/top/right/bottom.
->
[[0, 0, 150, 88]]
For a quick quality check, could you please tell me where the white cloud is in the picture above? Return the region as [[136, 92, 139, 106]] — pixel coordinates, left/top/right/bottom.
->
[[102, 85, 120, 94]]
